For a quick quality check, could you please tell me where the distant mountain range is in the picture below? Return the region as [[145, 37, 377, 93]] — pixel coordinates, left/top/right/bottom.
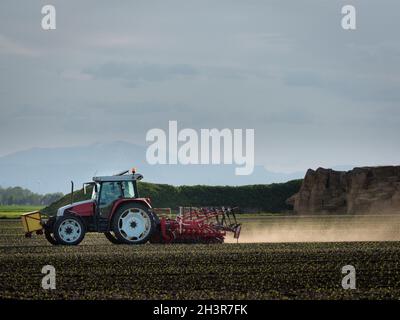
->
[[0, 141, 350, 194]]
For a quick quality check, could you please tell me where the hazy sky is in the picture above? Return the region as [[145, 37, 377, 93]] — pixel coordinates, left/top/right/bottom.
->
[[0, 0, 399, 173]]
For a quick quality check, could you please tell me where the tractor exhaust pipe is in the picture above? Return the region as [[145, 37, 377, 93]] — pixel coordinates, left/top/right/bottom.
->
[[70, 181, 74, 205]]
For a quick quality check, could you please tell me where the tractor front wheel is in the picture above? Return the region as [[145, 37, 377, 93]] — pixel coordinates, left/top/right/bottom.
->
[[53, 216, 86, 245], [112, 203, 155, 244]]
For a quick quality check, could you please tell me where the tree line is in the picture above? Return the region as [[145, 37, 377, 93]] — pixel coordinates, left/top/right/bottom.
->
[[138, 180, 302, 213], [0, 186, 64, 206], [42, 180, 302, 215]]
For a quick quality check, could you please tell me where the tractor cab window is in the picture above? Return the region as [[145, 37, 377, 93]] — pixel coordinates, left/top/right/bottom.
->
[[98, 181, 135, 219], [99, 182, 123, 206], [121, 181, 135, 198]]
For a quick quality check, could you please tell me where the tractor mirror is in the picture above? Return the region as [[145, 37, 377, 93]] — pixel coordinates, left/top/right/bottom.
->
[[83, 182, 96, 195], [83, 182, 94, 195]]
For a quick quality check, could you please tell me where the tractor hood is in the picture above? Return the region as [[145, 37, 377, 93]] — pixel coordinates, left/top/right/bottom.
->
[[57, 199, 95, 217]]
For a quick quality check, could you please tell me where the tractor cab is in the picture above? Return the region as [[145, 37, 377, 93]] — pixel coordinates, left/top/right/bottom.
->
[[85, 171, 143, 219]]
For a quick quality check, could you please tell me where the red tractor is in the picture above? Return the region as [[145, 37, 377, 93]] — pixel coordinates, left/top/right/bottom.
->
[[23, 169, 241, 245]]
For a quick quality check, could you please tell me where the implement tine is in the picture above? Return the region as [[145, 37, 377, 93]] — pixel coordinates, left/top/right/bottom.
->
[[225, 207, 233, 225], [231, 207, 239, 225], [215, 209, 221, 225], [220, 208, 226, 226], [227, 207, 237, 226]]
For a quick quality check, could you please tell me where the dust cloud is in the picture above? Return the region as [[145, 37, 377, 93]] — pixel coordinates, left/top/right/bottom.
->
[[226, 214, 400, 243]]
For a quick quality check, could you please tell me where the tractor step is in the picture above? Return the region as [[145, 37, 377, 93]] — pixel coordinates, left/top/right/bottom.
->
[[97, 218, 110, 232]]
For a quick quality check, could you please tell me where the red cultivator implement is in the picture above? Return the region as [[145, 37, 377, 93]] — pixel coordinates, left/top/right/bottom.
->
[[151, 207, 241, 244]]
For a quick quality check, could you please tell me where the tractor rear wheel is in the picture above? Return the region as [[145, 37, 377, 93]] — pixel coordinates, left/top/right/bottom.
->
[[112, 203, 155, 244], [104, 231, 123, 244], [53, 216, 86, 245]]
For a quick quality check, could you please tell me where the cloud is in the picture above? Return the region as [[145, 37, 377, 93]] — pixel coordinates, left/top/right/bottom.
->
[[0, 34, 39, 56], [284, 71, 323, 87], [283, 69, 400, 103], [85, 33, 165, 50], [234, 32, 293, 53], [60, 70, 93, 81], [83, 62, 198, 86], [89, 101, 189, 116]]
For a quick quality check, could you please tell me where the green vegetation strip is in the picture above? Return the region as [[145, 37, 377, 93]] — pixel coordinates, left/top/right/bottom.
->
[[0, 206, 44, 219]]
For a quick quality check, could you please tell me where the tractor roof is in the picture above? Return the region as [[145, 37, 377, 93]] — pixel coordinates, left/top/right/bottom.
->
[[92, 173, 143, 183]]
